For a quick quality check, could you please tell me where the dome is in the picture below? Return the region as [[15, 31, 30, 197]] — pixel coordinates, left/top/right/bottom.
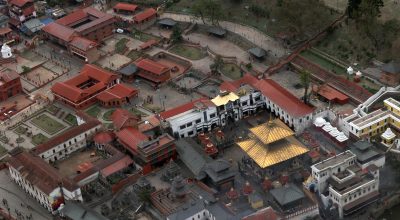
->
[[356, 71, 362, 76], [93, 132, 114, 144], [347, 66, 354, 75], [313, 117, 326, 127]]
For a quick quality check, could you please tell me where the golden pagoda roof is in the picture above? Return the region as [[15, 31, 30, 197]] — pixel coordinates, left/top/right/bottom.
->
[[237, 136, 309, 169], [249, 119, 294, 145], [211, 92, 239, 106]]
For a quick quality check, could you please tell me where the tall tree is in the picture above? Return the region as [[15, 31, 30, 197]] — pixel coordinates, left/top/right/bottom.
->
[[300, 70, 311, 104], [192, 0, 223, 25], [210, 55, 224, 74], [170, 26, 182, 43]]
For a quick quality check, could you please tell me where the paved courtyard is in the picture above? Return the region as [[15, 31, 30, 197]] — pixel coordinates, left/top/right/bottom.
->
[[97, 54, 132, 71], [55, 149, 102, 178]]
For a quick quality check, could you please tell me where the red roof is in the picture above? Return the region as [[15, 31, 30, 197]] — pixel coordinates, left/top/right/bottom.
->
[[159, 97, 214, 120], [113, 3, 138, 12], [93, 132, 114, 144], [76, 162, 93, 173], [0, 69, 19, 83], [133, 8, 157, 23], [242, 207, 279, 220], [221, 73, 313, 117], [111, 108, 139, 130], [136, 58, 170, 75], [140, 39, 157, 50], [51, 64, 118, 103], [9, 0, 32, 7], [96, 84, 138, 102], [56, 7, 103, 26], [116, 127, 148, 154], [313, 84, 349, 102], [100, 155, 133, 177], [70, 36, 97, 51], [42, 22, 76, 42], [308, 150, 320, 158], [0, 27, 12, 36]]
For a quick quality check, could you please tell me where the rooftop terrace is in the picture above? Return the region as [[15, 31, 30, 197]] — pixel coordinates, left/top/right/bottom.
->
[[313, 151, 355, 171]]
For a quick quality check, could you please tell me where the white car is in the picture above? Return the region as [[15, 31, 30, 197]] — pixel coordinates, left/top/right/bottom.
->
[[116, 28, 124, 34]]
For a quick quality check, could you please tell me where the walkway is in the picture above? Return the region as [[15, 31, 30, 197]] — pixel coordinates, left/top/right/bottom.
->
[[160, 12, 288, 58]]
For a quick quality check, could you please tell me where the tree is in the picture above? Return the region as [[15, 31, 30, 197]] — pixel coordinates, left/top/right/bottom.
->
[[170, 26, 182, 43], [347, 0, 362, 18], [210, 55, 224, 74], [192, 0, 223, 25], [137, 188, 152, 203], [300, 70, 311, 104]]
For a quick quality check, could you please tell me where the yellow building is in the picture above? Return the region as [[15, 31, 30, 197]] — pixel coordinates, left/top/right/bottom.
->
[[236, 119, 309, 169], [347, 98, 400, 138]]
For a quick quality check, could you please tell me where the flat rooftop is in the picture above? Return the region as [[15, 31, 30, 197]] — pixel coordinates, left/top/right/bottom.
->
[[351, 109, 390, 128], [313, 151, 355, 171]]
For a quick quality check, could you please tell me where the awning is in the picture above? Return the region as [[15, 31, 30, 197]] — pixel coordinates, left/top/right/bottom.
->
[[248, 47, 267, 58], [208, 26, 226, 36]]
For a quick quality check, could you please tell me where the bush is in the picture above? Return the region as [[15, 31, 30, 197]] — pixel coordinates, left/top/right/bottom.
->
[[249, 5, 269, 18]]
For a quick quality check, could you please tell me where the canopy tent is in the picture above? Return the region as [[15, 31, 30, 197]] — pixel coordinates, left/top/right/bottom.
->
[[248, 47, 267, 59], [208, 26, 226, 37], [329, 128, 340, 137], [336, 133, 349, 142], [322, 123, 333, 132]]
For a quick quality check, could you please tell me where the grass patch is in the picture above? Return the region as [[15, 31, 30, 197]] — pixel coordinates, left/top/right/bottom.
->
[[220, 63, 243, 80], [115, 38, 129, 54], [132, 30, 160, 42], [129, 108, 148, 117], [31, 133, 49, 146], [169, 44, 206, 60], [14, 126, 27, 135], [102, 109, 115, 121], [64, 113, 77, 126], [127, 50, 143, 61], [85, 105, 101, 118], [31, 114, 66, 135], [0, 145, 7, 157], [300, 50, 346, 75]]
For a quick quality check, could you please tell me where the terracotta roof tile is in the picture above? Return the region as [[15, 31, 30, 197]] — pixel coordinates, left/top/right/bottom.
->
[[133, 8, 157, 23], [100, 155, 133, 177], [113, 3, 138, 12], [116, 127, 148, 154], [9, 0, 32, 7], [111, 108, 139, 130], [136, 58, 170, 75], [0, 69, 19, 83], [70, 36, 97, 51], [42, 22, 76, 42], [96, 84, 138, 102]]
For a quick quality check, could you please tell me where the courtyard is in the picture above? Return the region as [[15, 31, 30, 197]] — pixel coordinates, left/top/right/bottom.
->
[[169, 44, 207, 60], [55, 149, 103, 179], [30, 113, 66, 135]]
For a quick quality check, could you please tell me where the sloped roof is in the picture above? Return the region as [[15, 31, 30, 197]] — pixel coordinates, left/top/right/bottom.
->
[[242, 206, 279, 220], [159, 97, 214, 120], [100, 155, 133, 177], [248, 47, 267, 58], [70, 36, 97, 51], [111, 108, 139, 130], [118, 64, 138, 76], [381, 61, 400, 74], [133, 8, 157, 23], [9, 0, 32, 7], [158, 18, 177, 27], [270, 184, 305, 206], [116, 127, 148, 154], [42, 22, 76, 42], [51, 82, 84, 103], [113, 3, 138, 12], [208, 26, 226, 36], [96, 84, 138, 102], [249, 119, 295, 145], [0, 69, 19, 82], [8, 149, 78, 195], [136, 58, 170, 75]]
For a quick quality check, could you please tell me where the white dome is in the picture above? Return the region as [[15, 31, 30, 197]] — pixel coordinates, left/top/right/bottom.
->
[[347, 66, 354, 75], [313, 117, 326, 127], [1, 43, 12, 59], [356, 71, 362, 76], [382, 128, 396, 140]]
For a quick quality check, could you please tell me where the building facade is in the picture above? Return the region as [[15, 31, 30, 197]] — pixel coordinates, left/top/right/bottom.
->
[[0, 68, 22, 101], [8, 0, 36, 28], [135, 58, 171, 85], [133, 8, 157, 31]]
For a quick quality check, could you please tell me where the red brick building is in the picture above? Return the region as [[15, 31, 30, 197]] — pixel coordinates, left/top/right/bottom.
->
[[0, 68, 22, 101], [51, 64, 119, 109], [136, 58, 171, 85], [111, 108, 139, 131], [42, 7, 115, 62], [133, 8, 157, 30], [96, 83, 139, 108], [116, 127, 175, 174], [8, 0, 36, 28]]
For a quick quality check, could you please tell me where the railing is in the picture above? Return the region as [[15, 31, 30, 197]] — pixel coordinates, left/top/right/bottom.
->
[[284, 204, 319, 219]]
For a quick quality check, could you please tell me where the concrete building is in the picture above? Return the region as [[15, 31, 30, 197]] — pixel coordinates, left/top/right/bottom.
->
[[133, 8, 157, 31], [158, 98, 219, 138], [8, 0, 36, 28], [32, 112, 102, 163], [310, 151, 380, 218], [8, 148, 82, 213]]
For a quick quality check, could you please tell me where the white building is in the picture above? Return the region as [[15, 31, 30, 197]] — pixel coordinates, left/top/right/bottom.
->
[[32, 112, 102, 162], [310, 151, 380, 218], [159, 98, 219, 138], [8, 148, 82, 213]]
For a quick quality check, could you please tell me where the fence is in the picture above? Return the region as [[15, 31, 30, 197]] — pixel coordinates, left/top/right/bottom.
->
[[284, 204, 319, 219]]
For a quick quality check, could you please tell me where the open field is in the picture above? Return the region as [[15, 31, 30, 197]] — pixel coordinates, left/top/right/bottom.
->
[[169, 44, 206, 60], [32, 133, 49, 146], [221, 63, 242, 80]]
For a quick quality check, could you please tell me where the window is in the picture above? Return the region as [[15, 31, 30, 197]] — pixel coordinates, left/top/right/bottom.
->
[[180, 134, 185, 138], [210, 113, 216, 118], [188, 131, 194, 136], [53, 149, 55, 154], [195, 119, 201, 124], [242, 101, 247, 106], [180, 125, 186, 130], [187, 122, 192, 127]]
